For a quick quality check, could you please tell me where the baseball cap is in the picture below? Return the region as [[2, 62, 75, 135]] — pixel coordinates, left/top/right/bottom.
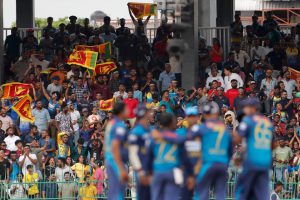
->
[[202, 102, 219, 114], [185, 106, 199, 116], [82, 108, 89, 112], [250, 81, 256, 84]]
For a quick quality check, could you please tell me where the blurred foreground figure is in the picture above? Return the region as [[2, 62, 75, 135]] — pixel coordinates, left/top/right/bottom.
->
[[191, 102, 232, 200], [105, 102, 129, 199], [234, 98, 274, 200]]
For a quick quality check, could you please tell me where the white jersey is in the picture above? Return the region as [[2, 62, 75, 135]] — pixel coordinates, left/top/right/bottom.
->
[[270, 191, 280, 200]]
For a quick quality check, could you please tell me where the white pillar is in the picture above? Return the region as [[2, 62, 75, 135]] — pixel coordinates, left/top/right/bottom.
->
[[198, 0, 216, 27], [0, 0, 3, 84]]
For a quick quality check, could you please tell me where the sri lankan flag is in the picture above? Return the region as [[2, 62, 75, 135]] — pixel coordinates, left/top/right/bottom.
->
[[99, 43, 112, 59], [288, 67, 300, 85], [12, 95, 35, 123], [1, 82, 32, 99], [75, 45, 99, 52], [128, 2, 157, 19], [99, 98, 114, 111], [67, 51, 98, 69], [95, 62, 117, 75]]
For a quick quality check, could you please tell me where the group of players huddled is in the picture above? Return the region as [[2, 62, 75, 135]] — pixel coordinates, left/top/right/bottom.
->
[[105, 97, 273, 200]]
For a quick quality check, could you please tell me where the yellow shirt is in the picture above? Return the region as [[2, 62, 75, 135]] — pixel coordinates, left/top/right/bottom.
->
[[79, 184, 98, 200], [23, 173, 39, 195], [71, 163, 89, 183]]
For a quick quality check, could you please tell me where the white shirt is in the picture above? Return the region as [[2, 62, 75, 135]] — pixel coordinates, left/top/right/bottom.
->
[[19, 153, 37, 175], [88, 114, 101, 127], [30, 55, 50, 70], [4, 135, 20, 151], [67, 70, 82, 79], [251, 46, 266, 60], [113, 91, 128, 99], [224, 73, 244, 91], [206, 75, 225, 88], [0, 115, 13, 132], [55, 165, 73, 182], [233, 50, 250, 68], [69, 110, 80, 131], [282, 79, 297, 99], [169, 56, 181, 74]]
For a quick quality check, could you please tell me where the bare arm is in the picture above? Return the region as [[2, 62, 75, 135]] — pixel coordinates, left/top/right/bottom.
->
[[128, 5, 136, 23], [41, 82, 50, 101]]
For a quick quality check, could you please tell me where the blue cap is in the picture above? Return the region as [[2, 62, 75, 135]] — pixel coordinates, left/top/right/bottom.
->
[[241, 98, 260, 108], [202, 102, 219, 114], [185, 106, 199, 116], [135, 104, 148, 118]]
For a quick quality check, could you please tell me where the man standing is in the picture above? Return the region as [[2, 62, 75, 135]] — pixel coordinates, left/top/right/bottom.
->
[[116, 18, 131, 36], [68, 102, 80, 145], [32, 100, 50, 132], [19, 145, 37, 175], [159, 63, 176, 92], [191, 102, 232, 200], [270, 181, 283, 200], [129, 105, 151, 200], [124, 90, 139, 127], [105, 102, 129, 200], [55, 103, 74, 145], [0, 108, 13, 132], [225, 79, 239, 109], [0, 149, 10, 183], [234, 98, 274, 200]]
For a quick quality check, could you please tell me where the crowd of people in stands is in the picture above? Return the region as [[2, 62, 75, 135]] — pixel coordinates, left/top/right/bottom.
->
[[2, 8, 300, 199]]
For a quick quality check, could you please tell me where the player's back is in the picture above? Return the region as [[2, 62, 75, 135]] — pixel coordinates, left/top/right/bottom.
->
[[192, 119, 232, 165], [239, 114, 273, 170], [151, 131, 182, 173], [104, 118, 128, 165]]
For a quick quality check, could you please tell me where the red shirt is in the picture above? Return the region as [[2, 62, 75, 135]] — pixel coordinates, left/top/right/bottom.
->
[[208, 89, 218, 98], [225, 89, 239, 109], [123, 98, 139, 119]]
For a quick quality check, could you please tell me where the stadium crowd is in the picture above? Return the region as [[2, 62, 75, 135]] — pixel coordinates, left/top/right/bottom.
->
[[1, 7, 300, 199]]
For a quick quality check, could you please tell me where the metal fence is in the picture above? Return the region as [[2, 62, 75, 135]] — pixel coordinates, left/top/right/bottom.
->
[[198, 26, 231, 59]]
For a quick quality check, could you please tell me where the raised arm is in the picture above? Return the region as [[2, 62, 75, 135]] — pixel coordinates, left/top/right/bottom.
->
[[41, 82, 50, 101], [128, 5, 136, 23]]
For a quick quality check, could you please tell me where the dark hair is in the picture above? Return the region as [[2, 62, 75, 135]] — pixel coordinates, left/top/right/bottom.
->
[[224, 65, 233, 72], [15, 140, 23, 146], [275, 181, 283, 188], [161, 90, 169, 97], [61, 102, 67, 110], [78, 138, 84, 144], [160, 113, 174, 128], [112, 102, 126, 116], [57, 157, 66, 164], [30, 125, 38, 130]]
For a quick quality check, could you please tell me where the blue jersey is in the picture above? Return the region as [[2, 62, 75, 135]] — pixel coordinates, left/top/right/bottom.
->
[[146, 130, 192, 175], [105, 118, 129, 173], [191, 119, 232, 165], [129, 124, 151, 169], [238, 114, 273, 170], [177, 127, 201, 167]]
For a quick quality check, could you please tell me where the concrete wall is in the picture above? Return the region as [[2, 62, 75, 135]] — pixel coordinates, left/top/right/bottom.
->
[[198, 0, 217, 27]]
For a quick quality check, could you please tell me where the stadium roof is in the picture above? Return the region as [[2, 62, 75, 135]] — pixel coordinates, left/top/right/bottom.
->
[[235, 0, 300, 11]]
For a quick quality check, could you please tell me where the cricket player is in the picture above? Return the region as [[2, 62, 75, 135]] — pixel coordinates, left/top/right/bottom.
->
[[191, 102, 232, 200], [128, 105, 152, 200], [234, 98, 273, 200], [146, 112, 193, 200], [105, 102, 129, 200]]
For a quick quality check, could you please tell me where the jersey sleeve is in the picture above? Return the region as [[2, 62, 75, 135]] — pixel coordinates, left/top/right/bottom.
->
[[114, 124, 128, 143], [237, 118, 249, 137], [128, 126, 142, 145], [190, 125, 203, 138]]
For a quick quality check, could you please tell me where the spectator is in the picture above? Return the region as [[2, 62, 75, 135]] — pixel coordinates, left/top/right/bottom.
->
[[159, 63, 176, 92], [4, 127, 20, 151], [23, 164, 39, 198], [60, 172, 77, 199], [225, 79, 239, 109], [19, 145, 37, 175], [42, 174, 58, 199], [57, 132, 71, 159], [230, 13, 243, 43], [113, 83, 128, 101], [116, 18, 130, 36], [273, 138, 293, 182], [32, 100, 50, 132], [124, 90, 139, 127], [98, 16, 116, 34], [270, 181, 283, 200], [0, 108, 13, 132], [9, 173, 27, 199], [0, 149, 10, 182], [282, 71, 296, 99], [223, 65, 244, 91], [209, 38, 223, 68], [79, 175, 98, 200], [233, 43, 250, 70], [4, 27, 22, 63]]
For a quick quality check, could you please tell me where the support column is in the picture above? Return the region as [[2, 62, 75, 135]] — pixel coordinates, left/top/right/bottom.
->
[[198, 0, 216, 27], [181, 0, 199, 89], [16, 0, 35, 28], [216, 0, 234, 26], [0, 0, 3, 84]]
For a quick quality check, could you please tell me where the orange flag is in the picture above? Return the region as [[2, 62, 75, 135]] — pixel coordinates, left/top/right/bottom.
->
[[95, 62, 117, 75], [12, 95, 35, 123], [128, 2, 157, 19], [99, 98, 114, 111], [288, 67, 300, 85], [1, 82, 32, 99]]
